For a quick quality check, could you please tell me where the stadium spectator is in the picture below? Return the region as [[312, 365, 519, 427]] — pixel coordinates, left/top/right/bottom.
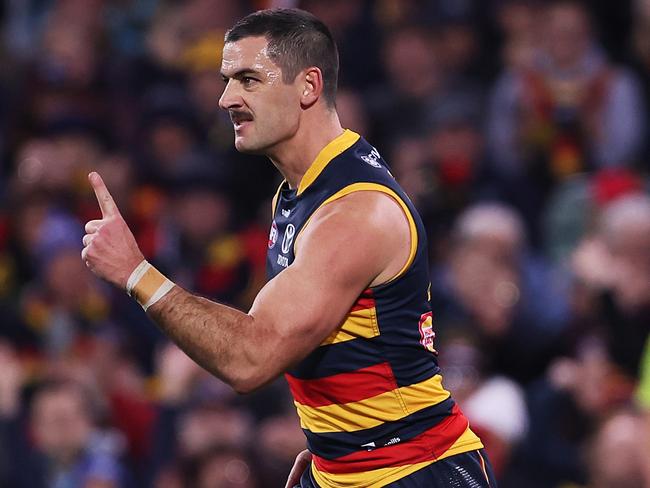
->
[[388, 97, 507, 264], [568, 194, 650, 379], [368, 24, 481, 145], [587, 409, 649, 488], [430, 202, 569, 384], [487, 0, 646, 241], [514, 193, 650, 487], [0, 368, 129, 488], [437, 332, 528, 478]]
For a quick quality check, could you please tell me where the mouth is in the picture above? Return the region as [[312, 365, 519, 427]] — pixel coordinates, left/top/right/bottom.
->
[[230, 111, 253, 131]]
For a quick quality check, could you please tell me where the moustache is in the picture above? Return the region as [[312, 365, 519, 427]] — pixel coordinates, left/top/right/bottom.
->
[[229, 111, 253, 124]]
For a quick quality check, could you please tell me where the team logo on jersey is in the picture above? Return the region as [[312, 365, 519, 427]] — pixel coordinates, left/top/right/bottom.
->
[[268, 220, 278, 249], [361, 147, 382, 168], [281, 223, 296, 254], [418, 311, 438, 354]]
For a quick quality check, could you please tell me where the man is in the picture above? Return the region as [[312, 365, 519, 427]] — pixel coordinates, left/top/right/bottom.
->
[[82, 8, 495, 487], [1, 375, 126, 488], [487, 1, 645, 245]]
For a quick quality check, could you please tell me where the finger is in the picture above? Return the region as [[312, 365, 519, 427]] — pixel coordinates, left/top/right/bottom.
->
[[284, 462, 301, 488], [82, 234, 93, 247], [85, 220, 103, 234], [89, 172, 119, 218], [81, 246, 90, 264], [284, 450, 311, 488]]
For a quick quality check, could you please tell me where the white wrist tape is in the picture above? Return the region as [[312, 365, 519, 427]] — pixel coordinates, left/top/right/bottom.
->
[[126, 260, 175, 311]]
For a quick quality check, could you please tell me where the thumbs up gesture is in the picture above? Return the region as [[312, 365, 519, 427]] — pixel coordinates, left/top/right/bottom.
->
[[82, 172, 145, 289]]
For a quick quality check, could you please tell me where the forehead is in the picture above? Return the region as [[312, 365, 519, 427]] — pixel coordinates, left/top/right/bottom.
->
[[34, 389, 82, 414], [221, 36, 278, 75]]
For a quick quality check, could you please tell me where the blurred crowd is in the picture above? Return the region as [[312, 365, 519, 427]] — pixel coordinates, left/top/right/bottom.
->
[[0, 0, 649, 487]]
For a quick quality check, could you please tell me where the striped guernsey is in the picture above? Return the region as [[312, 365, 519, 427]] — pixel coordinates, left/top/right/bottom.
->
[[266, 129, 483, 487]]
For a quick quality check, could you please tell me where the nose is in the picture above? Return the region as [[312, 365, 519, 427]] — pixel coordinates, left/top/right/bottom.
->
[[218, 79, 242, 111]]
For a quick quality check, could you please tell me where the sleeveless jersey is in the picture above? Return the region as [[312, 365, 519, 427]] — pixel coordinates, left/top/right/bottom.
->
[[266, 130, 483, 487]]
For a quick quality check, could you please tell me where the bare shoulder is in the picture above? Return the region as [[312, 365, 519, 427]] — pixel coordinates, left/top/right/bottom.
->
[[305, 190, 409, 233], [295, 189, 411, 286]]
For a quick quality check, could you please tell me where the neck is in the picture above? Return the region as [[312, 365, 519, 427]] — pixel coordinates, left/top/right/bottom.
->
[[268, 108, 344, 189]]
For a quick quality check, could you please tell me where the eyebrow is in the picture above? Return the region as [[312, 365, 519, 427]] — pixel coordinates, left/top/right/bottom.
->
[[220, 69, 261, 80]]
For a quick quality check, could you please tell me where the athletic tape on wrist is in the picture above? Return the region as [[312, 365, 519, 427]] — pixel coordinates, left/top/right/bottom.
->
[[126, 260, 174, 311]]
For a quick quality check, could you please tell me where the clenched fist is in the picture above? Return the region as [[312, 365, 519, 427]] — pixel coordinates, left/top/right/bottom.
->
[[81, 172, 144, 289]]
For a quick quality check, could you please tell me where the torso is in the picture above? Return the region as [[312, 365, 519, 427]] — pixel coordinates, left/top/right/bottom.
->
[[266, 130, 483, 487]]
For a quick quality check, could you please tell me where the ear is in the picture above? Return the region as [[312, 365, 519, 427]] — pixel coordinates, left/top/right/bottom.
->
[[300, 67, 324, 108]]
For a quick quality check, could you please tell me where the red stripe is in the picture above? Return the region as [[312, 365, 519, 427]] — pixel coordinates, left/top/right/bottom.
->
[[313, 405, 468, 474], [285, 362, 397, 407], [351, 289, 375, 312]]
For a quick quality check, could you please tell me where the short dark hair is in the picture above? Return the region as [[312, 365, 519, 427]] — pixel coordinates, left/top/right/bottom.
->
[[225, 8, 339, 107], [30, 379, 98, 422]]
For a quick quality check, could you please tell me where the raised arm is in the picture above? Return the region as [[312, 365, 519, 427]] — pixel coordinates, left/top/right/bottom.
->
[[82, 173, 410, 393]]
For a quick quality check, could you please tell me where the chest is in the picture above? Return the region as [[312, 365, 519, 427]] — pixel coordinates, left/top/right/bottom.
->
[[266, 191, 313, 278]]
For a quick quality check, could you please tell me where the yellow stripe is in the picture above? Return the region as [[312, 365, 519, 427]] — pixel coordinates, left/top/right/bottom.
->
[[435, 425, 484, 462], [270, 181, 284, 218], [321, 306, 378, 345], [295, 374, 449, 433], [297, 129, 360, 195], [296, 183, 418, 284], [312, 459, 435, 488], [310, 426, 484, 487]]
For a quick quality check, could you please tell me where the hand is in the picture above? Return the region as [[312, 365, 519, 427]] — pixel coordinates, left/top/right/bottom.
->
[[82, 172, 144, 289], [284, 449, 311, 488]]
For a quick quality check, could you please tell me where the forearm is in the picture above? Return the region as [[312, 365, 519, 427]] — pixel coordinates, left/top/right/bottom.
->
[[147, 286, 280, 393], [80, 174, 305, 392]]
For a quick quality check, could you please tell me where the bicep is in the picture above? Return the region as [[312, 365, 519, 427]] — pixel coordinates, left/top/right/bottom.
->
[[248, 262, 360, 363], [248, 193, 404, 365]]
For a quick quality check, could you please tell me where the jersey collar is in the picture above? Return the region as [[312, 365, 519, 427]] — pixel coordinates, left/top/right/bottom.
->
[[296, 129, 360, 196]]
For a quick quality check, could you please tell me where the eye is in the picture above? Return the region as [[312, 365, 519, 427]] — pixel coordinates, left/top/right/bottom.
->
[[241, 76, 258, 87]]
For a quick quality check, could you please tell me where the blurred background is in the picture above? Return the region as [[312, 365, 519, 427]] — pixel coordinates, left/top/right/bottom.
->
[[0, 0, 649, 487]]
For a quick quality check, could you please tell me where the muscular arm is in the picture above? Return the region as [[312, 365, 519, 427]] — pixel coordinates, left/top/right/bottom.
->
[[83, 173, 410, 393], [147, 190, 410, 392]]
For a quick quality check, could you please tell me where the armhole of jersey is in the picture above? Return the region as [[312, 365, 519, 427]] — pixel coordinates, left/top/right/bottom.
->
[[270, 180, 285, 218], [294, 182, 418, 284]]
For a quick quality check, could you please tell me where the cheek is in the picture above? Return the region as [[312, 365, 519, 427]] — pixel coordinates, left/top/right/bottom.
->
[[253, 98, 298, 135], [274, 91, 301, 123]]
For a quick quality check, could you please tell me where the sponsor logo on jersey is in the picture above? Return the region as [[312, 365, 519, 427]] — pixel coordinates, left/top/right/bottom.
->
[[361, 147, 382, 168], [418, 311, 437, 354], [281, 208, 291, 218], [361, 442, 376, 451], [281, 223, 296, 254], [277, 254, 289, 267], [268, 220, 278, 249]]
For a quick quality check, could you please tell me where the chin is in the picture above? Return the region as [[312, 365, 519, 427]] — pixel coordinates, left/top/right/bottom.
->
[[234, 139, 259, 154], [234, 136, 270, 155]]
